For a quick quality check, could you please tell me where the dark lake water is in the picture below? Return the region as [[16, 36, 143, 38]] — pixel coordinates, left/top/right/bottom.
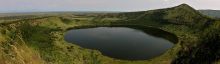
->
[[64, 27, 177, 60]]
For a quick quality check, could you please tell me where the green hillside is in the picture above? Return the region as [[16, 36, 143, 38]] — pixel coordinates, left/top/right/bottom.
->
[[0, 4, 219, 64], [100, 4, 212, 28]]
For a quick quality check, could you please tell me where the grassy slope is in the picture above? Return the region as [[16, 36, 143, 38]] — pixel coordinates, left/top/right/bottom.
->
[[0, 21, 44, 64], [0, 4, 219, 64]]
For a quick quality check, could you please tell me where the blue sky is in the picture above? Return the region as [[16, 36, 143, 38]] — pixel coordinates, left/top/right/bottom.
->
[[0, 0, 220, 13]]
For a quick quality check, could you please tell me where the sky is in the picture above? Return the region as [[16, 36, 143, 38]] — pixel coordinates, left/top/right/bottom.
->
[[0, 0, 220, 13]]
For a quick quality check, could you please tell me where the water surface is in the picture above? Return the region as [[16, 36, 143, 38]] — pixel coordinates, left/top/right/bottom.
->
[[65, 27, 176, 60]]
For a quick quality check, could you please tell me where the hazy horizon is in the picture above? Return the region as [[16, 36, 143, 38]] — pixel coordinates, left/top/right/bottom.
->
[[0, 0, 220, 13]]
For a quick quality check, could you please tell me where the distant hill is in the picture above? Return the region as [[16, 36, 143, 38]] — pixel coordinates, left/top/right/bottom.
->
[[199, 10, 220, 18], [105, 4, 212, 27], [0, 11, 121, 17]]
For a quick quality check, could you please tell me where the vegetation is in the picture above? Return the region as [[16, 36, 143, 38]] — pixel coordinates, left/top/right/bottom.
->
[[0, 4, 219, 64]]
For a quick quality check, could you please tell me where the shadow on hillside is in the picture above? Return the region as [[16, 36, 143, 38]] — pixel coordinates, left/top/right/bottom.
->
[[172, 33, 220, 64]]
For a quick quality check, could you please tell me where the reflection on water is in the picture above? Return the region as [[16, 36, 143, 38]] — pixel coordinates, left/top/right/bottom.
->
[[65, 27, 176, 60]]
